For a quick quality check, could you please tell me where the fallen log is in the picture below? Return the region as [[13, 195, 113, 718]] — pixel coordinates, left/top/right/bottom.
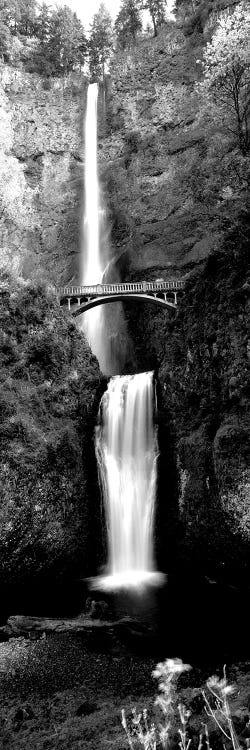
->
[[0, 614, 148, 641]]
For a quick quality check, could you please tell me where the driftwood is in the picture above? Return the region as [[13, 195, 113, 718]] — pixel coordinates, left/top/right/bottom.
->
[[0, 614, 148, 641]]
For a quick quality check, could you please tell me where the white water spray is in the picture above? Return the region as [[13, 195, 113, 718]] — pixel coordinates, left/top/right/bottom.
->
[[93, 372, 164, 590]]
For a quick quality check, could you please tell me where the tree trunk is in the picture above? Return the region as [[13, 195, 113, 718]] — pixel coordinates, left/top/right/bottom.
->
[[150, 11, 158, 36]]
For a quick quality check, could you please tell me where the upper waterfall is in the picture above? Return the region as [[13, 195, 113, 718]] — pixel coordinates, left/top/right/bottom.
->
[[80, 83, 108, 373], [80, 82, 132, 376], [82, 83, 101, 286]]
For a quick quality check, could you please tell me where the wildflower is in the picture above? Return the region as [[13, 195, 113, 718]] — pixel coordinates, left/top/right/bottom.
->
[[153, 658, 191, 680], [207, 675, 236, 696]]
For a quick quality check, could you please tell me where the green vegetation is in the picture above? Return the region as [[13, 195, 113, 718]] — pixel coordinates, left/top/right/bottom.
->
[[0, 271, 103, 584], [0, 0, 173, 78], [115, 0, 143, 49], [32, 5, 87, 76], [122, 659, 243, 750], [0, 0, 87, 75], [144, 0, 169, 36], [200, 3, 250, 154], [88, 2, 113, 81], [1, 0, 249, 85]]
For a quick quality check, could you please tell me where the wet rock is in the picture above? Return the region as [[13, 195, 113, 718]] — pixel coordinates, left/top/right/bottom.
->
[[85, 598, 110, 620]]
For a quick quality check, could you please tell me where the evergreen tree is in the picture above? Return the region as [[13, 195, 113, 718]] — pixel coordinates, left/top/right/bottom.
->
[[88, 3, 113, 81], [144, 0, 167, 36], [0, 0, 12, 28], [30, 1, 52, 73], [18, 0, 37, 36], [45, 6, 87, 75], [0, 0, 37, 37], [0, 19, 11, 59], [0, 1, 10, 59], [8, 0, 21, 34], [114, 0, 142, 48], [35, 1, 51, 44], [31, 4, 87, 76]]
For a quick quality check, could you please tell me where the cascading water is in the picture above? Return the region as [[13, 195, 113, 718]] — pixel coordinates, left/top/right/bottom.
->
[[81, 84, 163, 590], [80, 82, 108, 373], [93, 372, 164, 590], [80, 83, 131, 375]]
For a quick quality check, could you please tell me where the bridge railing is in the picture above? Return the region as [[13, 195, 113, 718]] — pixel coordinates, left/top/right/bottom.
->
[[57, 280, 185, 297]]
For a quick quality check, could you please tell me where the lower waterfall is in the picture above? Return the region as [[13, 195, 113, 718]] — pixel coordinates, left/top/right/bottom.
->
[[93, 371, 164, 590]]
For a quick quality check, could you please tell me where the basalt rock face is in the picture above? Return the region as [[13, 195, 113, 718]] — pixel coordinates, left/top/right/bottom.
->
[[0, 272, 105, 588], [0, 66, 87, 285], [100, 10, 248, 281], [124, 228, 250, 581], [99, 24, 216, 275]]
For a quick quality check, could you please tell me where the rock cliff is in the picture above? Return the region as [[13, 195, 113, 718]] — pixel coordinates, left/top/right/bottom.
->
[[0, 272, 104, 588], [99, 24, 216, 274], [0, 66, 86, 285]]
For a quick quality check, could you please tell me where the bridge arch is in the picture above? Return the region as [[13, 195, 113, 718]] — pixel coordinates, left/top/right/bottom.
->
[[72, 293, 177, 318]]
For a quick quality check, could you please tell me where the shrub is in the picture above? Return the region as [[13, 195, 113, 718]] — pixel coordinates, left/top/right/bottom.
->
[[122, 658, 241, 750]]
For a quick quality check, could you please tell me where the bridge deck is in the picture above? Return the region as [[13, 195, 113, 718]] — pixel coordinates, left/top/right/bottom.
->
[[57, 280, 185, 298]]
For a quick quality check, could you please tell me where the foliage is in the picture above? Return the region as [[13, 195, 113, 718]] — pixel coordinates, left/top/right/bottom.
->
[[201, 2, 250, 154], [88, 2, 113, 81], [0, 0, 87, 75], [46, 6, 87, 76], [0, 17, 12, 59], [35, 1, 50, 44], [115, 0, 143, 49], [144, 0, 168, 36], [30, 4, 87, 76], [17, 0, 37, 36], [122, 658, 191, 749], [0, 0, 37, 38], [122, 658, 241, 750], [114, 0, 169, 42]]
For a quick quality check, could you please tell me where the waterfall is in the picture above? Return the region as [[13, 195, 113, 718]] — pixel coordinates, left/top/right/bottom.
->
[[81, 84, 164, 590], [93, 372, 164, 590], [80, 82, 108, 373]]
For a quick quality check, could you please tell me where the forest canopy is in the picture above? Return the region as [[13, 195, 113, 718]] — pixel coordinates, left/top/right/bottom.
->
[[0, 0, 174, 76], [1, 0, 249, 85]]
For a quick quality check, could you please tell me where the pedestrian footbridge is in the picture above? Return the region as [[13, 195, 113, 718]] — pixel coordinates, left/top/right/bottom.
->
[[57, 280, 185, 316]]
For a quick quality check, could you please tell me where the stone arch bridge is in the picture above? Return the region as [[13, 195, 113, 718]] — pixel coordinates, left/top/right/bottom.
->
[[57, 280, 185, 316]]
